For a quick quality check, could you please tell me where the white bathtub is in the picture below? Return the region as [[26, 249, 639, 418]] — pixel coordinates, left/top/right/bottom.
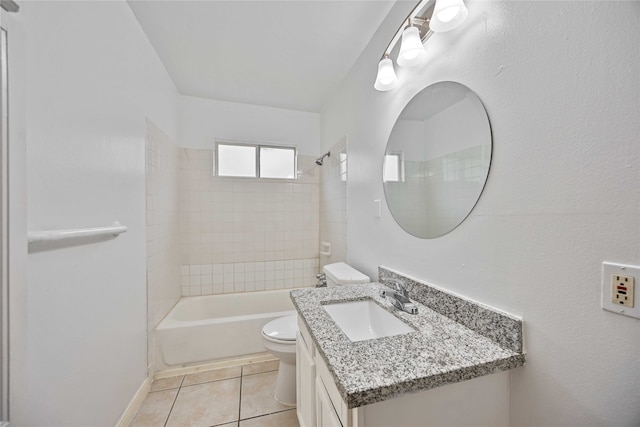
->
[[156, 289, 298, 367]]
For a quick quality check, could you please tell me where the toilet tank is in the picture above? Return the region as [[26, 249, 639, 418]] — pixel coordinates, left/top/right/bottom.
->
[[323, 262, 370, 287]]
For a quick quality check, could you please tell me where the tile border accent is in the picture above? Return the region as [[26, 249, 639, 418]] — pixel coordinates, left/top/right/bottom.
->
[[181, 258, 319, 296], [378, 266, 523, 353]]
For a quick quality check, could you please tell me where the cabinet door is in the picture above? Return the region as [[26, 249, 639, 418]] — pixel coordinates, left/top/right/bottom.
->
[[316, 377, 342, 427], [296, 331, 316, 427]]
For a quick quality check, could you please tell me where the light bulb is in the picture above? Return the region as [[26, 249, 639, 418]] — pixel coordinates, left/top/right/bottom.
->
[[430, 0, 468, 33], [374, 57, 399, 92], [397, 26, 426, 68], [437, 6, 460, 22]]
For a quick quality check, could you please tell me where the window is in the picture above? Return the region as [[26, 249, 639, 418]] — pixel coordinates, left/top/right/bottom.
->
[[215, 141, 297, 179], [259, 146, 296, 179], [217, 144, 256, 178], [383, 153, 403, 182], [338, 151, 347, 182]]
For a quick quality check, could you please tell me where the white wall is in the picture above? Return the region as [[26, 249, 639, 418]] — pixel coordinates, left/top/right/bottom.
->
[[20, 1, 178, 426], [322, 1, 640, 426], [179, 95, 321, 155]]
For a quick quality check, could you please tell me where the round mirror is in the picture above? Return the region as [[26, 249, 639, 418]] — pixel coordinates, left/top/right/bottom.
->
[[383, 81, 492, 238]]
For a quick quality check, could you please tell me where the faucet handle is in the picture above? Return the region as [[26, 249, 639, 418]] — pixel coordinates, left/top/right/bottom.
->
[[316, 272, 327, 288], [386, 279, 408, 298]]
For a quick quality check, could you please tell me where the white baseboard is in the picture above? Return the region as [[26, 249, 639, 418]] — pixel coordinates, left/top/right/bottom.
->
[[115, 377, 151, 427]]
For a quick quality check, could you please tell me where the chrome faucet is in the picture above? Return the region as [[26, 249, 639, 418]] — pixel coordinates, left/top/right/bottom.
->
[[390, 279, 409, 298], [380, 279, 418, 315]]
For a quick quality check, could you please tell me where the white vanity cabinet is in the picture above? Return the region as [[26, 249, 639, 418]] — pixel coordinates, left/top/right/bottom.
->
[[296, 315, 511, 427], [297, 316, 358, 427], [296, 320, 316, 427], [315, 377, 343, 427]]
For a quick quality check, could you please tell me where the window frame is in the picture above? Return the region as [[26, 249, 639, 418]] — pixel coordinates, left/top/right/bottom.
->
[[214, 140, 298, 180], [383, 151, 405, 183]]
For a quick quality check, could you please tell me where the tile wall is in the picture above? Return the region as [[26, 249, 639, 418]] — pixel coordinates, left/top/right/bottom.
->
[[180, 259, 319, 296], [178, 148, 320, 296], [319, 137, 348, 268], [146, 120, 182, 370], [385, 145, 490, 237]]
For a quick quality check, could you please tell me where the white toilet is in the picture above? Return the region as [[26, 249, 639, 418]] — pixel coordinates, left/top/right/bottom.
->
[[323, 261, 370, 288], [261, 262, 370, 405]]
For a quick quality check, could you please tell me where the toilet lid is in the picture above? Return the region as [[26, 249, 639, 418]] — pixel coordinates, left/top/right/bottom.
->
[[324, 262, 370, 285], [262, 315, 298, 342]]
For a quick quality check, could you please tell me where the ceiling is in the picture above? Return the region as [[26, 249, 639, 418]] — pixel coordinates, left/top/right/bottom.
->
[[400, 83, 468, 121], [128, 0, 396, 113]]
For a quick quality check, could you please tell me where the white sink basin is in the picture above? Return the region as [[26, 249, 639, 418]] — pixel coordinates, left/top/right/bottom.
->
[[322, 300, 415, 342]]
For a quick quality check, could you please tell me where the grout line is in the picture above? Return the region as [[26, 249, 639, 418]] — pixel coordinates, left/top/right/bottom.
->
[[237, 367, 244, 424], [180, 375, 242, 389], [238, 407, 296, 422], [240, 368, 279, 378], [153, 358, 282, 427], [210, 420, 241, 427], [162, 385, 182, 427]]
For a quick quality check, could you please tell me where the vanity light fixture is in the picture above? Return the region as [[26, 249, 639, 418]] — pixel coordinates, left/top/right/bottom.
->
[[373, 0, 468, 92], [430, 0, 468, 33], [373, 56, 399, 91], [397, 24, 427, 67]]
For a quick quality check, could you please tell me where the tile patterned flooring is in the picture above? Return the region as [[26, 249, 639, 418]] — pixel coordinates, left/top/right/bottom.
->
[[130, 360, 300, 427]]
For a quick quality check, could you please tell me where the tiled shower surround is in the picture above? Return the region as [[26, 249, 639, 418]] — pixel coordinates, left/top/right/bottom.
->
[[384, 146, 490, 237], [146, 120, 182, 371], [319, 137, 347, 269], [181, 258, 319, 296], [178, 148, 320, 296]]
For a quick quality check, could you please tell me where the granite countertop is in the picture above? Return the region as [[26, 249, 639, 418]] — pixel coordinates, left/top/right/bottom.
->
[[290, 283, 525, 408]]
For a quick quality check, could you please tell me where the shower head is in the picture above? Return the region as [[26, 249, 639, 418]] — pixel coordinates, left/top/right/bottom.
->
[[315, 151, 331, 166]]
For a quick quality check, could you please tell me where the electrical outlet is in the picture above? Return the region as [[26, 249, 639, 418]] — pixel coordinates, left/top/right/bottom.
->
[[602, 262, 640, 319], [611, 274, 634, 307]]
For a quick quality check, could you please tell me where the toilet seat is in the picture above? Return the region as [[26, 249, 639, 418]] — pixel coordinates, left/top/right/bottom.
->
[[262, 314, 297, 343]]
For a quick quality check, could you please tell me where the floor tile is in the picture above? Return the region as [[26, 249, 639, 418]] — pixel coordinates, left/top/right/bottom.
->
[[150, 375, 184, 392], [183, 366, 242, 386], [129, 389, 178, 427], [239, 409, 299, 427], [240, 371, 291, 420], [242, 360, 279, 376], [166, 378, 241, 427]]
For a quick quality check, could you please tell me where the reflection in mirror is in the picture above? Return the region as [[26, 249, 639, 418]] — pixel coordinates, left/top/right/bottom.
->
[[383, 81, 492, 238]]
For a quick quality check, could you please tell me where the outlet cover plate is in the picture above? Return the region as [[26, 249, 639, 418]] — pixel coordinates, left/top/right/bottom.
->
[[602, 262, 640, 319]]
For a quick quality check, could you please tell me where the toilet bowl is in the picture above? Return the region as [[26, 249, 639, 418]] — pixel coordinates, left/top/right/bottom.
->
[[261, 314, 298, 405], [261, 263, 369, 406]]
